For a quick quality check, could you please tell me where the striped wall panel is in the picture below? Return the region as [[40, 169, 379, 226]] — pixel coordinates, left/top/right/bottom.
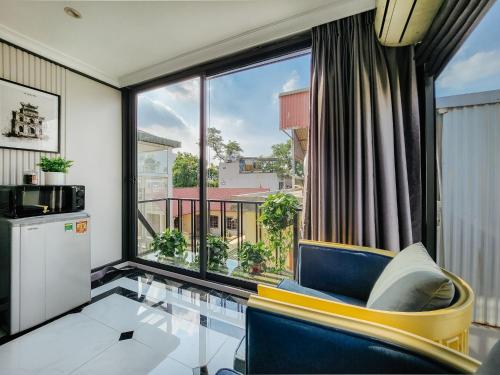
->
[[0, 41, 66, 185]]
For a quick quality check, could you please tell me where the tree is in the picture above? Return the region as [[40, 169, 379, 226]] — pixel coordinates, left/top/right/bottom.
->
[[172, 152, 199, 187], [267, 139, 304, 179], [207, 128, 225, 161], [225, 140, 243, 161], [208, 163, 219, 187], [207, 127, 243, 162]]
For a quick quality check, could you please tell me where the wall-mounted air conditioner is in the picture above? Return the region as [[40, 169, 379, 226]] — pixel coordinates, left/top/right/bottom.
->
[[374, 0, 443, 47]]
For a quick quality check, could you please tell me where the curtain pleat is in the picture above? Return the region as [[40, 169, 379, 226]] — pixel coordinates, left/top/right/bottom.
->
[[304, 11, 422, 252]]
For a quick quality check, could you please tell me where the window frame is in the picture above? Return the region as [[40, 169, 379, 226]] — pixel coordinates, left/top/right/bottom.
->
[[125, 32, 311, 292]]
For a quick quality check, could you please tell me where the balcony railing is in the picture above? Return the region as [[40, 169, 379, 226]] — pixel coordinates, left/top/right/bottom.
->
[[137, 197, 302, 282]]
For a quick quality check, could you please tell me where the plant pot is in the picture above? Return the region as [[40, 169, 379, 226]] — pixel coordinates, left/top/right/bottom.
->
[[44, 172, 65, 185], [250, 263, 264, 275]]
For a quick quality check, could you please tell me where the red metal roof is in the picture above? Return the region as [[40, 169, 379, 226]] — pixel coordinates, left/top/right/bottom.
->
[[279, 88, 310, 130]]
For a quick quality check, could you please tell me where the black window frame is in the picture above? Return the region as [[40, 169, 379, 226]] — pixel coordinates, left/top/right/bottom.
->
[[123, 32, 312, 292]]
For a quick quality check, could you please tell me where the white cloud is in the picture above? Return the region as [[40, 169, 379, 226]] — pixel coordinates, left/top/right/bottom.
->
[[438, 49, 500, 90], [163, 78, 200, 101], [282, 70, 300, 92]]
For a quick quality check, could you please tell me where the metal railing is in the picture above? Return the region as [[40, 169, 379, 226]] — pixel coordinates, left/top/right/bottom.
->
[[137, 197, 301, 273]]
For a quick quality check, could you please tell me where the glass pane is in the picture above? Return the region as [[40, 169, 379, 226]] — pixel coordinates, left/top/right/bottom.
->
[[137, 77, 200, 271], [206, 53, 310, 285], [436, 2, 500, 326]]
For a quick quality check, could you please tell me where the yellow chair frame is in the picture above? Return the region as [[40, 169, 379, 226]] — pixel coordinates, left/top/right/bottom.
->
[[259, 239, 475, 354]]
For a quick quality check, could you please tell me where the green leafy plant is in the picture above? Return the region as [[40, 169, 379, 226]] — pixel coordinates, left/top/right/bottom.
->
[[260, 192, 300, 272], [238, 241, 271, 275], [151, 228, 187, 258], [207, 234, 229, 270], [37, 156, 73, 173]]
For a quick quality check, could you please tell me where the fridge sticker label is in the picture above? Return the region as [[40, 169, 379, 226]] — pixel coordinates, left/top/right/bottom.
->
[[64, 223, 73, 232], [76, 220, 87, 234]]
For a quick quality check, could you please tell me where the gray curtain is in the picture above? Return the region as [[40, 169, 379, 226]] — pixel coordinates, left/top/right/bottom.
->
[[304, 11, 421, 252]]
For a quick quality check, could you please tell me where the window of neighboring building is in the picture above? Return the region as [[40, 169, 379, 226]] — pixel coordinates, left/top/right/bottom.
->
[[226, 217, 238, 230], [210, 215, 219, 229]]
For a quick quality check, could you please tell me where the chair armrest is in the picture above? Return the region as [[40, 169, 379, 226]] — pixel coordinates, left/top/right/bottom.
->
[[298, 240, 393, 301]]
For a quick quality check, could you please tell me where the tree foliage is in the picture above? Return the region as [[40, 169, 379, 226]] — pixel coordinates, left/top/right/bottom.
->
[[208, 163, 219, 187], [224, 140, 243, 161], [173, 152, 199, 187], [207, 127, 243, 162], [207, 128, 225, 161]]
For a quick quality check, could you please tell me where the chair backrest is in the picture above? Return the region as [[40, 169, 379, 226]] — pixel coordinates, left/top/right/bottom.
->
[[247, 294, 480, 374]]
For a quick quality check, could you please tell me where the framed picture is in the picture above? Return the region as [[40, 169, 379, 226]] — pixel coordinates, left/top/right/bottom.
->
[[0, 77, 60, 153]]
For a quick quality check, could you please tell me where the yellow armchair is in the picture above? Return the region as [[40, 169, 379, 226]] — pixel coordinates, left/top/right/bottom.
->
[[262, 240, 474, 354]]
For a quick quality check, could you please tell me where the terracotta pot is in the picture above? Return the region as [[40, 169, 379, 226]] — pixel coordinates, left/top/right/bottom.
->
[[251, 263, 264, 275]]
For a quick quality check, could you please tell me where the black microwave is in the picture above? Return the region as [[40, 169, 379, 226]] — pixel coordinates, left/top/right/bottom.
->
[[0, 185, 85, 218]]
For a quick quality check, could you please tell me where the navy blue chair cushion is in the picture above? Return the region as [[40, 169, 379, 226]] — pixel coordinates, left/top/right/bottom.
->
[[299, 243, 392, 301], [246, 306, 461, 374], [278, 279, 366, 306]]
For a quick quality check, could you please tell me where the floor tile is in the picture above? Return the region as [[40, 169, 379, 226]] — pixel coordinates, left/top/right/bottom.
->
[[206, 336, 241, 375], [0, 313, 118, 374], [133, 310, 228, 368], [470, 323, 500, 361], [148, 356, 193, 375], [82, 294, 166, 332], [71, 339, 166, 375]]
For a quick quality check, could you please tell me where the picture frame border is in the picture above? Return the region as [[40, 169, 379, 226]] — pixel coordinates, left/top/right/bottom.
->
[[0, 76, 61, 153]]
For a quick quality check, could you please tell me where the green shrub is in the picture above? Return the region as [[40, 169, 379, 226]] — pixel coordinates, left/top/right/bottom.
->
[[207, 234, 229, 270], [151, 228, 187, 258], [37, 156, 73, 173], [260, 192, 300, 271], [238, 241, 271, 274]]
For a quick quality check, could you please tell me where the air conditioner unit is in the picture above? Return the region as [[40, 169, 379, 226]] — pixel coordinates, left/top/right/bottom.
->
[[374, 0, 443, 47]]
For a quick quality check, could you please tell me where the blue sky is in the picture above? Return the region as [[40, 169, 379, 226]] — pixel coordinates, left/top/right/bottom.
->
[[436, 1, 500, 97], [138, 53, 310, 159]]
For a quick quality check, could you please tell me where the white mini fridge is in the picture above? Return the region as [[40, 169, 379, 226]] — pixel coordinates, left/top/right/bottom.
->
[[0, 212, 91, 335]]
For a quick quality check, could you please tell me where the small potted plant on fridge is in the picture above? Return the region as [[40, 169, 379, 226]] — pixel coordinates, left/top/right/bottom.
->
[[37, 156, 73, 185]]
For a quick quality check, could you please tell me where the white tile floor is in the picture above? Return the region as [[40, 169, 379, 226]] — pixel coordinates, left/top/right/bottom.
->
[[2, 269, 499, 374], [0, 271, 246, 375]]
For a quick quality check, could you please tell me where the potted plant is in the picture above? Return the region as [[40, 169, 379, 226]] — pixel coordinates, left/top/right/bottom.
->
[[207, 234, 229, 271], [239, 241, 271, 275], [37, 156, 73, 185], [260, 192, 300, 272], [151, 228, 187, 259]]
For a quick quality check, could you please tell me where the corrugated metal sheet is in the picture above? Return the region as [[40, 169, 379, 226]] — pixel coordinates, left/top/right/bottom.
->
[[0, 41, 66, 185], [279, 89, 309, 130], [438, 102, 500, 327]]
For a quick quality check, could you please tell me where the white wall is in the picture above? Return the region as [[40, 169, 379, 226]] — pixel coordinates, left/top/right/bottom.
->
[[0, 41, 122, 269], [66, 71, 122, 269], [219, 161, 279, 190]]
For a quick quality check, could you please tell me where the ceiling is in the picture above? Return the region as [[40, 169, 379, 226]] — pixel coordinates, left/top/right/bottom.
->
[[0, 1, 374, 87]]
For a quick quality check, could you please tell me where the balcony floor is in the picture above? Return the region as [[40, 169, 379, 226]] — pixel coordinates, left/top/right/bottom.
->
[[0, 269, 246, 375]]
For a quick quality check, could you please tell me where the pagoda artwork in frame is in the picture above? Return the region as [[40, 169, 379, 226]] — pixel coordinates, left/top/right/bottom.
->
[[0, 78, 60, 153]]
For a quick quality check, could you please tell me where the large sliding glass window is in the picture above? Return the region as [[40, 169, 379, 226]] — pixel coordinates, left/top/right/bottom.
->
[[205, 53, 310, 284], [133, 46, 311, 288], [435, 2, 500, 327], [137, 77, 200, 272]]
